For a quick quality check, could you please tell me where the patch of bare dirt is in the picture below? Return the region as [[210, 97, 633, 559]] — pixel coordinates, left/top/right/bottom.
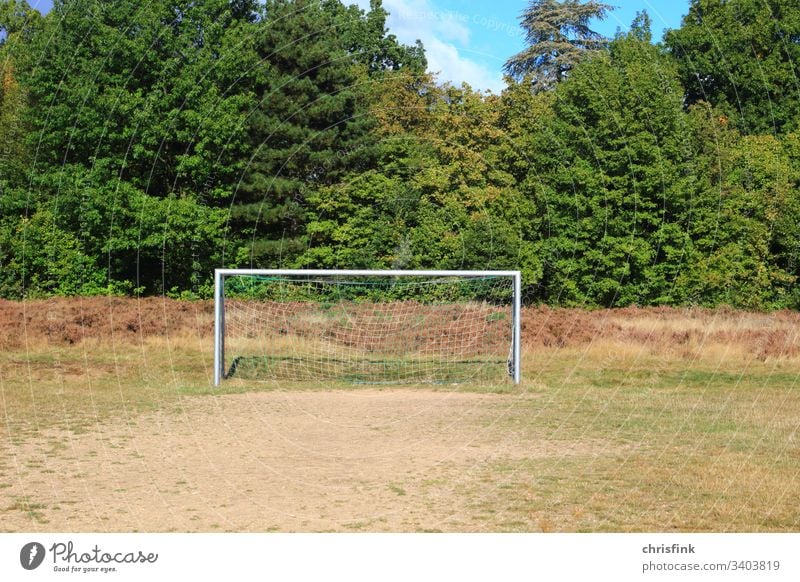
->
[[0, 390, 614, 532]]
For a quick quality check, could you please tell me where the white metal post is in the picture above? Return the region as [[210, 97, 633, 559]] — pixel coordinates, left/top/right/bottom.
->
[[212, 269, 521, 278], [213, 269, 224, 387], [513, 271, 521, 384]]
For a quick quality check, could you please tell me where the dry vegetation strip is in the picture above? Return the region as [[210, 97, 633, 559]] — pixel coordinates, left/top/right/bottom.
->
[[0, 298, 799, 531]]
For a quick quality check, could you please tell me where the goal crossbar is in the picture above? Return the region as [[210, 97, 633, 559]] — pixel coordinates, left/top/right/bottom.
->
[[213, 269, 522, 386]]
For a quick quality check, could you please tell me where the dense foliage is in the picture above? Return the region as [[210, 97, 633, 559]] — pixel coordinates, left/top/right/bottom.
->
[[1, 0, 800, 308]]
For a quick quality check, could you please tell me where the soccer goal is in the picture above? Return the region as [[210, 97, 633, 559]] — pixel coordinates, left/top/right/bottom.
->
[[213, 269, 521, 386]]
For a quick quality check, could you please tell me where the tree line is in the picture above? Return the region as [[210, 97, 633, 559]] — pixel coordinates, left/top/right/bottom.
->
[[1, 0, 799, 309]]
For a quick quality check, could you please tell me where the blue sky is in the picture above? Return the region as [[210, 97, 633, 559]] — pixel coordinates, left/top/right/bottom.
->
[[350, 0, 692, 92], [26, 0, 691, 92]]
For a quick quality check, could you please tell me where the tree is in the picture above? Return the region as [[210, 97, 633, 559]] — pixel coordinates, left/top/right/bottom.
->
[[0, 0, 42, 43], [665, 0, 800, 134], [335, 0, 426, 75], [33, 164, 228, 296], [504, 0, 612, 90], [0, 1, 41, 215], [0, 50, 28, 189], [20, 0, 261, 197], [676, 121, 800, 308], [9, 0, 261, 294], [300, 78, 541, 284], [509, 21, 695, 306], [0, 209, 106, 298], [234, 0, 424, 267]]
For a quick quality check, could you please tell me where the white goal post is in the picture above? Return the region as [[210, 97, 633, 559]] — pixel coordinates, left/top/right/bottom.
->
[[213, 269, 521, 386]]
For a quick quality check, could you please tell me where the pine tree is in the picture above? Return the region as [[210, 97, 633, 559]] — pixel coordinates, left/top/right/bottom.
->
[[234, 0, 423, 267], [504, 0, 612, 91]]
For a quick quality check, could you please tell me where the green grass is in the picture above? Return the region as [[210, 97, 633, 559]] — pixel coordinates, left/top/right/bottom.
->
[[226, 354, 508, 384], [6, 496, 49, 524]]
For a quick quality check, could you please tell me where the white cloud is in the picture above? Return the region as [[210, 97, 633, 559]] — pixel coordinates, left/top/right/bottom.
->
[[382, 0, 471, 45], [350, 0, 504, 93], [424, 38, 505, 92]]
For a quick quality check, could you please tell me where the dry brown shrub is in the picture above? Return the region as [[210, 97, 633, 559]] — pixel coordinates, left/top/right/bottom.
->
[[0, 297, 213, 349], [4, 298, 800, 361]]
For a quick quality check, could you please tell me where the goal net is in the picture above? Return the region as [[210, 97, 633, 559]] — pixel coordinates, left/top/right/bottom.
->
[[213, 270, 521, 385]]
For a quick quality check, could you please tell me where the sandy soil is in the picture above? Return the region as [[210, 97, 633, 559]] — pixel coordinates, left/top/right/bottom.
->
[[0, 389, 607, 532]]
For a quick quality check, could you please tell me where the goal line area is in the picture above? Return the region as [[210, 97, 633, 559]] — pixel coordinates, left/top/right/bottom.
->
[[213, 270, 521, 385]]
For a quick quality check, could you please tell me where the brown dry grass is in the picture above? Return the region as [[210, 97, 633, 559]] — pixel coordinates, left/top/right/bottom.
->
[[0, 298, 799, 532], [6, 298, 800, 359]]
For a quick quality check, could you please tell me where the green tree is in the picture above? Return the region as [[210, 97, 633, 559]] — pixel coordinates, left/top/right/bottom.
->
[[1, 1, 42, 218], [336, 0, 426, 75], [665, 0, 800, 134], [511, 22, 694, 306], [301, 78, 541, 283], [0, 54, 28, 191], [7, 0, 262, 294], [677, 122, 800, 308], [0, 0, 42, 42], [504, 0, 612, 90], [20, 0, 260, 197], [0, 209, 106, 298], [29, 164, 228, 295], [235, 0, 423, 267]]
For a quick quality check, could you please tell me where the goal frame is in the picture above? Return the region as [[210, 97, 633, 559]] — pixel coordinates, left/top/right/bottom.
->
[[213, 269, 522, 386]]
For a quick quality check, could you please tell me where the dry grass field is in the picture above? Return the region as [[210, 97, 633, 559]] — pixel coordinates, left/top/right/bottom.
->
[[1, 298, 799, 532]]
